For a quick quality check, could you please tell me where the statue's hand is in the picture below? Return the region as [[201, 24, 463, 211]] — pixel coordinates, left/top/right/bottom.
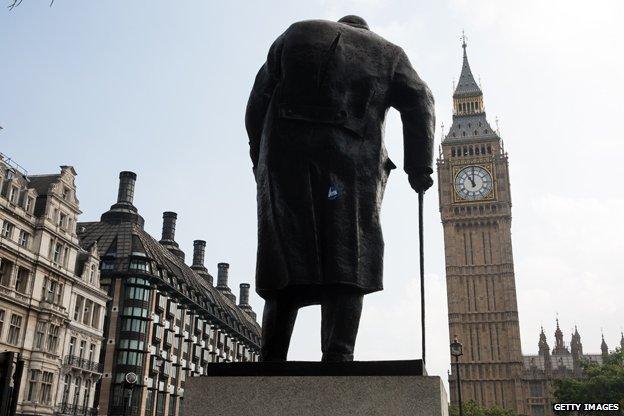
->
[[408, 173, 434, 193]]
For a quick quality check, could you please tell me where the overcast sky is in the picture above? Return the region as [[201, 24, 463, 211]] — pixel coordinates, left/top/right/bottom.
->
[[1, 0, 623, 388]]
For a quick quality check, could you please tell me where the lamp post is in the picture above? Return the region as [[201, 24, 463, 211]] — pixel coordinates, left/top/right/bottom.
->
[[450, 335, 464, 416], [122, 372, 138, 416]]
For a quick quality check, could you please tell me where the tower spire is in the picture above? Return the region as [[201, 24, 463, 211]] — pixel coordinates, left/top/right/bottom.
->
[[453, 31, 482, 99], [601, 333, 609, 358]]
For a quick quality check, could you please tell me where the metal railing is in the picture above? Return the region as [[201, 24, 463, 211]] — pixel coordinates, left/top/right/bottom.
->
[[55, 403, 98, 416], [64, 355, 104, 373]]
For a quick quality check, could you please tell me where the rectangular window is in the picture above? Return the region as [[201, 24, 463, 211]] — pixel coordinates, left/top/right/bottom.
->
[[58, 212, 67, 228], [47, 324, 60, 353], [55, 282, 63, 305], [69, 336, 76, 356], [7, 313, 22, 345], [40, 371, 53, 404], [63, 246, 70, 267], [27, 369, 40, 401], [0, 309, 5, 340], [53, 242, 62, 263], [89, 264, 96, 284], [9, 186, 18, 204], [168, 396, 176, 416], [91, 304, 101, 329], [1, 221, 14, 239], [25, 196, 33, 213], [44, 278, 57, 303], [83, 299, 93, 325], [34, 321, 46, 350], [88, 343, 95, 362], [18, 230, 30, 248], [15, 267, 30, 294], [79, 340, 86, 359], [0, 259, 13, 287], [74, 295, 84, 321]]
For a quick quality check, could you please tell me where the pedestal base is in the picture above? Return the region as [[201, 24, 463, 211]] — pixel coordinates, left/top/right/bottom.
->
[[180, 361, 448, 416]]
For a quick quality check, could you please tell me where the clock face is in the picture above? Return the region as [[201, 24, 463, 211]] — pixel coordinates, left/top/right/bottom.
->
[[454, 165, 493, 201]]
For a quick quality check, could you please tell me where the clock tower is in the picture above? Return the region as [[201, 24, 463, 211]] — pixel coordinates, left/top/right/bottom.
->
[[437, 38, 527, 414]]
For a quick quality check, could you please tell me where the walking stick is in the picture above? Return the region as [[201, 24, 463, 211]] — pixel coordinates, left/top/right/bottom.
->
[[418, 191, 426, 367]]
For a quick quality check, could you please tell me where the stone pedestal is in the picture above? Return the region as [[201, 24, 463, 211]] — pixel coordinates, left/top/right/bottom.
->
[[180, 361, 448, 416]]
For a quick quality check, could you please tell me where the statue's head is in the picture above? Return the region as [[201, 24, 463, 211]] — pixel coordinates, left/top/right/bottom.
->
[[338, 15, 369, 30]]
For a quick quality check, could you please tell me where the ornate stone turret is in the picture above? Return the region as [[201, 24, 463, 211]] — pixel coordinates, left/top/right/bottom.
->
[[552, 318, 569, 355], [570, 326, 583, 376], [620, 332, 624, 350], [601, 334, 609, 359], [570, 326, 583, 356], [538, 327, 552, 373]]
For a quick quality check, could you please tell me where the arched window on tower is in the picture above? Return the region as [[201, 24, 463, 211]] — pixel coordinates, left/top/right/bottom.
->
[[451, 148, 456, 157], [469, 146, 474, 155], [475, 146, 480, 155], [487, 145, 492, 154], [481, 145, 486, 154]]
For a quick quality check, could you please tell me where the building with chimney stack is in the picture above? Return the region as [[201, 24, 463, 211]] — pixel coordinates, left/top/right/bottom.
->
[[0, 153, 108, 416], [77, 171, 260, 416]]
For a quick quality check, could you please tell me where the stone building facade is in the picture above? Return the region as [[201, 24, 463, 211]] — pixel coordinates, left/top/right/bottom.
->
[[522, 320, 623, 416], [78, 171, 260, 416], [437, 40, 528, 414], [0, 153, 107, 416]]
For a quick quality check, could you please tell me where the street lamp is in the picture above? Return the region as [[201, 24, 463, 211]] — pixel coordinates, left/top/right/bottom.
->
[[122, 372, 138, 416], [450, 335, 464, 416]]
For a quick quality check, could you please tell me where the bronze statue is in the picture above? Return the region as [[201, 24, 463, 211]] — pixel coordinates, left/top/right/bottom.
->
[[246, 15, 435, 362]]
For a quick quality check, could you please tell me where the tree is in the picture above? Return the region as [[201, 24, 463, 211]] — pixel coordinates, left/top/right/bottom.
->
[[554, 348, 624, 414], [449, 400, 518, 416]]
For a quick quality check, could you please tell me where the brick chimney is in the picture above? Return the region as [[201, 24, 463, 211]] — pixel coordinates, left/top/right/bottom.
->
[[117, 171, 137, 205], [216, 262, 236, 302], [238, 283, 256, 320], [191, 240, 213, 285], [101, 171, 144, 227], [159, 212, 185, 260]]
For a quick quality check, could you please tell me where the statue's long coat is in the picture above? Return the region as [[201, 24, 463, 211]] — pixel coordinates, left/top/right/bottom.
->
[[246, 19, 435, 300]]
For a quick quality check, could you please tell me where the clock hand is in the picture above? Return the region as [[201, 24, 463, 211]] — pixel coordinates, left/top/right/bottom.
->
[[468, 173, 476, 188]]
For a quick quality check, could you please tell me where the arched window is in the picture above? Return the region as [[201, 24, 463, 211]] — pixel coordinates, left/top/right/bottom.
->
[[469, 147, 474, 155], [451, 148, 456, 157], [474, 130, 478, 135], [487, 145, 492, 154], [462, 131, 466, 137], [481, 145, 486, 154], [475, 147, 480, 155]]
